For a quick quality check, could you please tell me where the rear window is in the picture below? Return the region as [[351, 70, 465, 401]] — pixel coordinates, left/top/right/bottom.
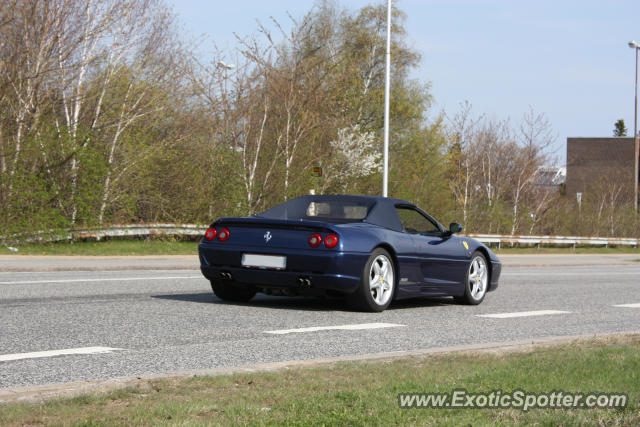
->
[[257, 196, 375, 223], [306, 201, 369, 220]]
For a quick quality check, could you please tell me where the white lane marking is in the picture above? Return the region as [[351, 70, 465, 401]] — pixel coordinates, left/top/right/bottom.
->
[[0, 346, 123, 362], [500, 270, 640, 277], [265, 322, 405, 335], [0, 269, 201, 275], [503, 272, 640, 276], [0, 276, 201, 285], [477, 310, 571, 319], [613, 303, 640, 308]]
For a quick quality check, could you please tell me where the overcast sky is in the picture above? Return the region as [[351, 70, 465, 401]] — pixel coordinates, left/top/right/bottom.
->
[[169, 0, 640, 164]]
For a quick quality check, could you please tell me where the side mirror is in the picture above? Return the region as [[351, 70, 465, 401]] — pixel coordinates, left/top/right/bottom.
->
[[449, 222, 463, 234]]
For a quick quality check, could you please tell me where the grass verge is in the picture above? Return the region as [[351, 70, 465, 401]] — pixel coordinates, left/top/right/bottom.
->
[[0, 239, 198, 256], [1, 335, 638, 425]]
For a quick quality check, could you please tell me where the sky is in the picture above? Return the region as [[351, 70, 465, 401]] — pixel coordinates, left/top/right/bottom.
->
[[169, 0, 640, 164]]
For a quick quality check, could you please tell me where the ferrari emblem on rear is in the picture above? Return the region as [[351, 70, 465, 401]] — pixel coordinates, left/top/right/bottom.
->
[[264, 231, 272, 243]]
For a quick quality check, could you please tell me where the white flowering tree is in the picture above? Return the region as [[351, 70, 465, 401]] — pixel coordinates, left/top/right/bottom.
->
[[325, 125, 381, 192]]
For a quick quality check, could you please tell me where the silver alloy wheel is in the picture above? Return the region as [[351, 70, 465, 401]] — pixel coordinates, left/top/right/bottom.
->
[[369, 254, 394, 306], [468, 255, 488, 300]]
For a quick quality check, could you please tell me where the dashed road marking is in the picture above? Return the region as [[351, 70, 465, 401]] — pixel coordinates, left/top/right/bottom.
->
[[0, 347, 123, 362], [0, 276, 201, 285], [613, 303, 640, 308], [477, 310, 571, 319], [0, 269, 200, 275], [265, 323, 405, 335], [503, 272, 640, 276]]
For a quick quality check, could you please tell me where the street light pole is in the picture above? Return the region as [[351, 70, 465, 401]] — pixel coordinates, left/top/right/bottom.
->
[[382, 0, 391, 197], [217, 60, 235, 98], [217, 60, 235, 155], [629, 41, 639, 211]]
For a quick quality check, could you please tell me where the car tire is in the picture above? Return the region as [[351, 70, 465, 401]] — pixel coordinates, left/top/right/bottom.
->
[[211, 280, 256, 302], [454, 251, 489, 305], [348, 248, 395, 312]]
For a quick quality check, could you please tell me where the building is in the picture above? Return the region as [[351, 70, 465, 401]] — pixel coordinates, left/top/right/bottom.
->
[[565, 137, 638, 205]]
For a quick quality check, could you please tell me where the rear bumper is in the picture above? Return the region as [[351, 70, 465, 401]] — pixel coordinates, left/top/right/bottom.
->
[[199, 243, 369, 294]]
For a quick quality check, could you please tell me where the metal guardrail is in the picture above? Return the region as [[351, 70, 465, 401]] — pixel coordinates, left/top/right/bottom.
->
[[466, 234, 639, 248], [4, 224, 639, 248], [3, 224, 208, 245], [70, 224, 207, 240]]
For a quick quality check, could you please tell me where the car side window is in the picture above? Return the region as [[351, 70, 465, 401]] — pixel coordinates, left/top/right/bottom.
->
[[395, 207, 441, 235]]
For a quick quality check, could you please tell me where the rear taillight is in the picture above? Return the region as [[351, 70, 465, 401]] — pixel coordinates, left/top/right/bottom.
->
[[324, 234, 339, 249], [204, 227, 217, 240], [308, 233, 322, 248], [218, 227, 230, 242]]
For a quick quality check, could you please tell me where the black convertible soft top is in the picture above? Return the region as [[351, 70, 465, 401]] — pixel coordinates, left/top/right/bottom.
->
[[256, 195, 410, 232]]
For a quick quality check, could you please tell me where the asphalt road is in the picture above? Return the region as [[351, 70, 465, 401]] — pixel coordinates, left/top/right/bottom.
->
[[0, 254, 639, 390]]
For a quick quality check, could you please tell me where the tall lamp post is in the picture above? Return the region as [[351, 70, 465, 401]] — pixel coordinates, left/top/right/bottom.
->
[[629, 41, 639, 211], [217, 60, 235, 98], [382, 0, 391, 197]]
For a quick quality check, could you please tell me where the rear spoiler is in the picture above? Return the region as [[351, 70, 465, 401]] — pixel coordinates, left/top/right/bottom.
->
[[213, 217, 339, 233]]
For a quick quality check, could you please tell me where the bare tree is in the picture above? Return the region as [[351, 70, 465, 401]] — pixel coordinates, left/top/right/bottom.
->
[[95, 1, 177, 224], [446, 102, 483, 228], [53, 0, 125, 224], [48, 0, 176, 225], [590, 171, 629, 236], [239, 15, 331, 200], [0, 0, 179, 227], [509, 108, 555, 235], [0, 1, 72, 202], [527, 177, 560, 235]]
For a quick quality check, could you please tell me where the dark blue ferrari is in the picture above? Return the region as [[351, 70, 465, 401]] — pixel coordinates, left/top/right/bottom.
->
[[199, 195, 501, 312]]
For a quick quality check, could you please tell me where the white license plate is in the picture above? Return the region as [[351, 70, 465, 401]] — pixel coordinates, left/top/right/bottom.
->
[[241, 254, 286, 270]]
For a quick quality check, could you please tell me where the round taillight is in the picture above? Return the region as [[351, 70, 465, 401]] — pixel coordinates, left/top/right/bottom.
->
[[324, 234, 339, 249], [204, 227, 217, 241], [308, 233, 322, 248], [218, 227, 230, 242]]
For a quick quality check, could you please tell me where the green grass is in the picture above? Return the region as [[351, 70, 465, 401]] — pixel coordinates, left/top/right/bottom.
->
[[1, 335, 638, 426], [0, 239, 198, 256]]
